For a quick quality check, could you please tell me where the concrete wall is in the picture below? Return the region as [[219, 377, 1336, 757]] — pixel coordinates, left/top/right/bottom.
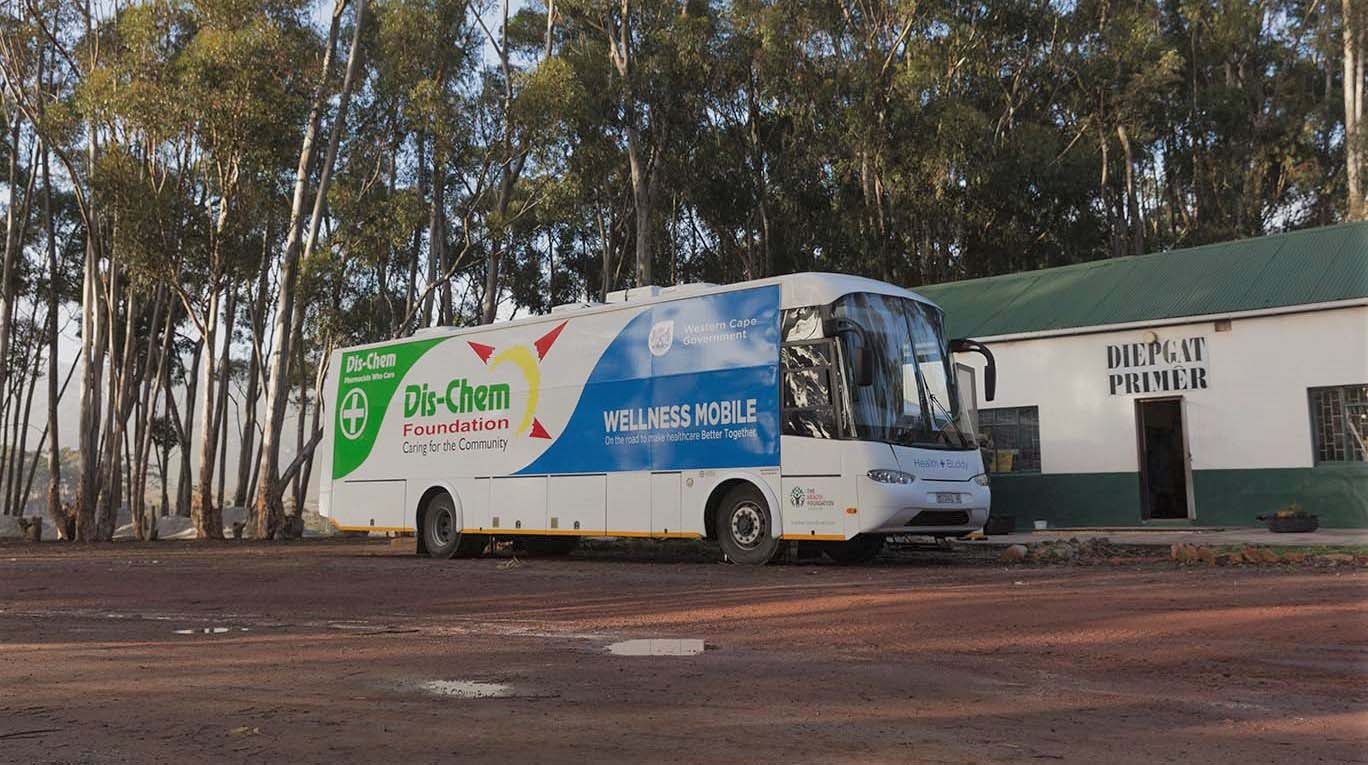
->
[[958, 306, 1368, 528]]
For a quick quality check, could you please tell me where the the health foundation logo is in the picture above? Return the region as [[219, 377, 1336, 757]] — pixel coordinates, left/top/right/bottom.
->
[[463, 320, 568, 441]]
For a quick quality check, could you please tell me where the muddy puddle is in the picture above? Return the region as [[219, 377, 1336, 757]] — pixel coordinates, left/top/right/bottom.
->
[[416, 680, 513, 698], [606, 638, 707, 656]]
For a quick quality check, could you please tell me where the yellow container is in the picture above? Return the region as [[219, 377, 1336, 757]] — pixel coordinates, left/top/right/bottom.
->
[[995, 450, 1016, 473]]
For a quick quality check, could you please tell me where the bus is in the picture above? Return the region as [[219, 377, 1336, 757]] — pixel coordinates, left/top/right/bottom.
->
[[318, 273, 997, 565]]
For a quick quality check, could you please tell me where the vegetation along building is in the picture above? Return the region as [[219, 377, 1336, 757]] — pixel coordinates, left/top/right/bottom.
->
[[917, 222, 1368, 529]]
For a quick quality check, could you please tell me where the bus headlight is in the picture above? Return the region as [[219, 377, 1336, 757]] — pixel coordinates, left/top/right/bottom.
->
[[867, 469, 916, 484], [972, 473, 991, 487]]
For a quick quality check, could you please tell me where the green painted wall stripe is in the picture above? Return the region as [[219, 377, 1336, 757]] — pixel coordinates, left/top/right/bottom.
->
[[987, 465, 1368, 529], [1191, 466, 1367, 528]]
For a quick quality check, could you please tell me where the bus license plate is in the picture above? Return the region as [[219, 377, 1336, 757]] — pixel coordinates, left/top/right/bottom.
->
[[934, 493, 963, 505]]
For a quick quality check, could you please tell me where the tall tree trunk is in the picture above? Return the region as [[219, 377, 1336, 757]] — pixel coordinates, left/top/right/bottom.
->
[[40, 139, 65, 536], [158, 438, 170, 519], [596, 203, 615, 300], [402, 127, 427, 335], [748, 82, 771, 278], [1116, 124, 1145, 256], [625, 122, 652, 286], [0, 136, 40, 518], [1346, 0, 1363, 219], [6, 308, 43, 517], [175, 342, 202, 518], [214, 288, 237, 514], [132, 304, 173, 540], [74, 0, 105, 540], [605, 4, 652, 287], [295, 351, 328, 522], [291, 340, 307, 513], [195, 286, 227, 539], [256, 0, 367, 539], [96, 281, 139, 541], [234, 245, 269, 507], [431, 150, 449, 325], [0, 113, 20, 409]]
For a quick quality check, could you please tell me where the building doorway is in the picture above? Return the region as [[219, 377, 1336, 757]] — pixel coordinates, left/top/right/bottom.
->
[[1136, 398, 1192, 520]]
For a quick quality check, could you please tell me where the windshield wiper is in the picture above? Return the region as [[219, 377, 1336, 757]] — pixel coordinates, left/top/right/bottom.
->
[[927, 393, 971, 449]]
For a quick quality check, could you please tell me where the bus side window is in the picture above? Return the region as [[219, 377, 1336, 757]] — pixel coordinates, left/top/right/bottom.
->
[[782, 341, 838, 439]]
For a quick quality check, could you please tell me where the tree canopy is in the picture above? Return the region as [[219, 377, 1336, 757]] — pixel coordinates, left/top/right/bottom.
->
[[0, 0, 1360, 537]]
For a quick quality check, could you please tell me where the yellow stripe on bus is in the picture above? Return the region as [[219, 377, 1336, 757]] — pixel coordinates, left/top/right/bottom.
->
[[338, 525, 831, 541], [461, 528, 701, 539], [338, 525, 832, 542], [336, 525, 413, 533]]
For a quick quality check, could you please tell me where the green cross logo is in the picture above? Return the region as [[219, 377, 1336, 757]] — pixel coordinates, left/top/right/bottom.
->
[[339, 388, 369, 440]]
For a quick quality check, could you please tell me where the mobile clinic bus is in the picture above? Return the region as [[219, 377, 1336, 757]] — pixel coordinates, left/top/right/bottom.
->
[[318, 274, 997, 565]]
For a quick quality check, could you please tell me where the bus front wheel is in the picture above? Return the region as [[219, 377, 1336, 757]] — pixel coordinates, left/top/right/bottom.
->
[[716, 484, 780, 565], [422, 494, 486, 559]]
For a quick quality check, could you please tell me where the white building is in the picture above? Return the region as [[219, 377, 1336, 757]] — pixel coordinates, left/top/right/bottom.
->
[[918, 222, 1368, 529]]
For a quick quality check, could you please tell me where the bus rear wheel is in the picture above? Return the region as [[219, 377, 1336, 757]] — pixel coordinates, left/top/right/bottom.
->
[[716, 484, 780, 565], [422, 494, 486, 559], [822, 534, 884, 564]]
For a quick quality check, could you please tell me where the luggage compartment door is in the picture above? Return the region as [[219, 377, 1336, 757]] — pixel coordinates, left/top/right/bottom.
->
[[337, 479, 408, 531]]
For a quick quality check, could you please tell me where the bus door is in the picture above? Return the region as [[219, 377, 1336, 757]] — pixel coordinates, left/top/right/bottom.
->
[[955, 362, 979, 439]]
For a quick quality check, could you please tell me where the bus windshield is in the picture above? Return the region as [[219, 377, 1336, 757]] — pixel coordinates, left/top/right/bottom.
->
[[833, 292, 966, 449]]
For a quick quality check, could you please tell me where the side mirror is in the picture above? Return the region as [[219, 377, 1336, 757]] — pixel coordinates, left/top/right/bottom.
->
[[950, 338, 996, 402]]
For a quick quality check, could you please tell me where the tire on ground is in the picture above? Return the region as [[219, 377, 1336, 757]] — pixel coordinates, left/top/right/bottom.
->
[[715, 483, 781, 565], [822, 534, 884, 564], [421, 493, 487, 558]]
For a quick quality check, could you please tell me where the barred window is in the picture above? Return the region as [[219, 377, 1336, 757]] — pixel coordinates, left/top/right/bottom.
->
[[1309, 385, 1368, 464], [979, 407, 1041, 473]]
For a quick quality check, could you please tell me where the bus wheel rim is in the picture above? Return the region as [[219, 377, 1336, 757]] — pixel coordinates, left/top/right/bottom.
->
[[730, 503, 764, 549], [434, 508, 454, 546]]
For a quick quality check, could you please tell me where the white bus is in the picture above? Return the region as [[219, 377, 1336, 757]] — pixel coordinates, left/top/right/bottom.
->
[[318, 273, 997, 565]]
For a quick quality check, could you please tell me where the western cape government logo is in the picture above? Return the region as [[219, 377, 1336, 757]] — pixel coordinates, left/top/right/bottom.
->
[[339, 388, 369, 440], [648, 320, 674, 357]]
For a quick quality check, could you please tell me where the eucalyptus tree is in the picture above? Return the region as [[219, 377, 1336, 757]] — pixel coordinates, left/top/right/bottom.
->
[[556, 0, 715, 289], [1156, 0, 1336, 241], [1341, 0, 1365, 218], [365, 0, 478, 333], [472, 0, 561, 324], [255, 0, 367, 539], [0, 0, 1361, 544], [1, 0, 112, 539], [171, 0, 315, 537]]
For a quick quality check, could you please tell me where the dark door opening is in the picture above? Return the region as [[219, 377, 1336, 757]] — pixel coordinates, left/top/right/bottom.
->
[[1136, 398, 1191, 520]]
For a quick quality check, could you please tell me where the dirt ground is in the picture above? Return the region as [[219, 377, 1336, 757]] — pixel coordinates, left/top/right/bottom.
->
[[1, 539, 1365, 764]]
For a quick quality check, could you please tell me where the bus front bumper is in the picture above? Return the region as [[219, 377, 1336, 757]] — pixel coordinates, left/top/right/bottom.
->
[[860, 478, 990, 536]]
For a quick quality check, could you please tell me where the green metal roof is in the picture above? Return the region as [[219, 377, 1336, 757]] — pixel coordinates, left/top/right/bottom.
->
[[914, 222, 1368, 339]]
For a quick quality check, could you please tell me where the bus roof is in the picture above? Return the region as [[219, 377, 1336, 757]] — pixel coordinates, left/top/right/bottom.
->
[[347, 272, 935, 351]]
